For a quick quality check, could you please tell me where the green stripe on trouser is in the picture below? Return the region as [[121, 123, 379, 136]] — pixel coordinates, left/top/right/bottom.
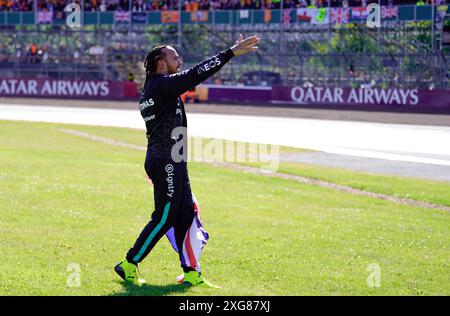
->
[[133, 201, 171, 263]]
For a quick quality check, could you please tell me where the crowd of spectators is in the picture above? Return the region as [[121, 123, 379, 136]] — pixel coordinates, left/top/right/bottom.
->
[[0, 0, 33, 11], [0, 0, 444, 12]]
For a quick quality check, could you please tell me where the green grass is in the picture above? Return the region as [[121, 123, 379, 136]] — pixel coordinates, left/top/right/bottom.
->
[[54, 123, 450, 207], [243, 162, 450, 208], [0, 120, 449, 296]]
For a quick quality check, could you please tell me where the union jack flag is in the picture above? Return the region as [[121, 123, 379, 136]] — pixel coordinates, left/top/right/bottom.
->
[[114, 10, 131, 23], [283, 9, 292, 26], [381, 5, 399, 19], [36, 11, 53, 24], [330, 8, 350, 24], [165, 193, 209, 274]]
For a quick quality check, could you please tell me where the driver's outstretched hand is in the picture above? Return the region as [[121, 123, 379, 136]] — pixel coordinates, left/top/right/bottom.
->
[[231, 34, 260, 56]]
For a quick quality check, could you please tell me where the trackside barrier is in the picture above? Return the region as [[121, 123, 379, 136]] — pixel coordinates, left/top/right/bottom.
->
[[1, 78, 449, 109]]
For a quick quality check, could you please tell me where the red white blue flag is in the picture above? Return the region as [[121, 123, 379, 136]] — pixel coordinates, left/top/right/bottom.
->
[[330, 8, 350, 24], [351, 6, 369, 20], [382, 5, 399, 19], [36, 11, 53, 24], [165, 193, 209, 273], [114, 10, 131, 23], [283, 9, 292, 26]]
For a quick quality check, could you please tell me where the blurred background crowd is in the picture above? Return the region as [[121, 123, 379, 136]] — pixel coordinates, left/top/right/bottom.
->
[[0, 0, 445, 12], [1, 0, 448, 89]]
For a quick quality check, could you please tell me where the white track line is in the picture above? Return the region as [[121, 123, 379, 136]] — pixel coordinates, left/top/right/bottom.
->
[[1, 104, 450, 166]]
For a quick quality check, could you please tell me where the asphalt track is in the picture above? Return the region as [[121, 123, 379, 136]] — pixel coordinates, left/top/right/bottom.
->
[[0, 97, 449, 181]]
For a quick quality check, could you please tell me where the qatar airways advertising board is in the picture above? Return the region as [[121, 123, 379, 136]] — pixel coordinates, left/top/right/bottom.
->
[[272, 86, 450, 108], [0, 78, 138, 99]]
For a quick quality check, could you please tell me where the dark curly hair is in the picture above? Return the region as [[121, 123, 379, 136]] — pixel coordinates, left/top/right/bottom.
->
[[143, 45, 167, 89]]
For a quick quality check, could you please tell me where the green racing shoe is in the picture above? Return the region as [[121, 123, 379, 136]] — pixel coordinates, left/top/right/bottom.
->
[[114, 259, 146, 285], [178, 271, 221, 288]]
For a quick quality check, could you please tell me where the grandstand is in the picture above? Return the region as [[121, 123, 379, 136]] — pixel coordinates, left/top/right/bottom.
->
[[0, 1, 449, 91], [1, 1, 447, 12]]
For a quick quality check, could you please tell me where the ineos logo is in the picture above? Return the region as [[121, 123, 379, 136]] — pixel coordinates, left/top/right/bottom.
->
[[165, 164, 174, 173], [197, 57, 221, 74]]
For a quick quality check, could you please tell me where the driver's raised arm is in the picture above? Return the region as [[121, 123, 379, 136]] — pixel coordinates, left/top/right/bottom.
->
[[159, 49, 235, 97], [158, 34, 260, 97]]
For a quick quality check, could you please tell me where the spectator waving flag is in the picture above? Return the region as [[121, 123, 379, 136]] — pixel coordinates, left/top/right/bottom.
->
[[161, 11, 179, 23], [115, 10, 131, 23], [239, 10, 249, 20], [264, 9, 272, 23], [36, 11, 53, 24], [330, 8, 350, 24], [132, 12, 147, 24], [311, 8, 329, 25], [382, 5, 399, 19], [297, 8, 313, 22], [351, 6, 369, 20], [283, 9, 292, 26], [191, 10, 208, 22]]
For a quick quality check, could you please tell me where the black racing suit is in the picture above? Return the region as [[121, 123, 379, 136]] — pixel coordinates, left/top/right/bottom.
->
[[126, 49, 235, 271]]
